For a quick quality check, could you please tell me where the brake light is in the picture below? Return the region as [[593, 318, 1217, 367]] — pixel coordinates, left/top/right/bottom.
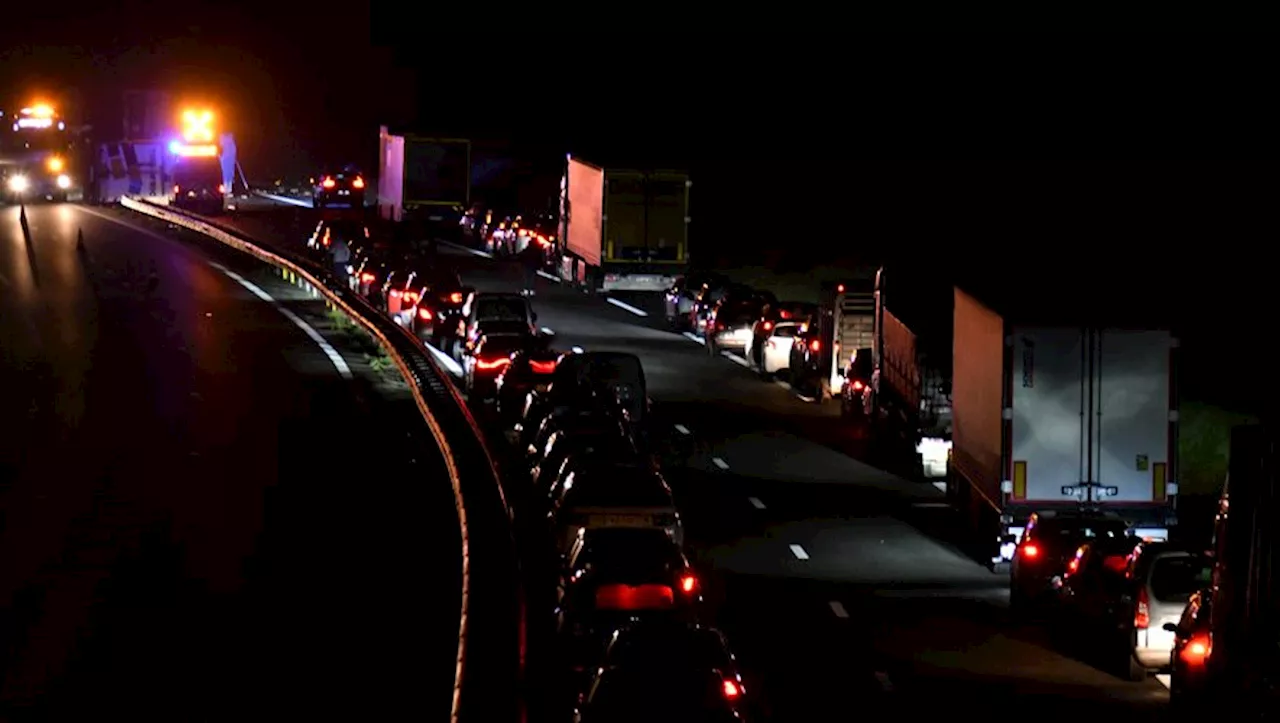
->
[[779, 310, 790, 319], [809, 339, 820, 352], [1181, 634, 1211, 665], [359, 272, 376, 284], [837, 284, 845, 293], [403, 291, 420, 305], [1135, 586, 1149, 629], [352, 176, 365, 189], [476, 358, 511, 371], [722, 680, 742, 699], [530, 360, 557, 374], [173, 185, 180, 194], [679, 573, 697, 594], [217, 183, 226, 194], [417, 306, 433, 320], [594, 583, 675, 610], [449, 291, 464, 304], [1021, 543, 1039, 559], [321, 177, 336, 189], [763, 321, 773, 331], [851, 380, 865, 391]]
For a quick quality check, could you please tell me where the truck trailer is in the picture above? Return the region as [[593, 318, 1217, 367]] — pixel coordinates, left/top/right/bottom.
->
[[947, 286, 1179, 566], [557, 155, 691, 292]]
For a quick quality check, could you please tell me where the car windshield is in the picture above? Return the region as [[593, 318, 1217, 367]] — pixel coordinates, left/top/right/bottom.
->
[[1032, 518, 1129, 553], [476, 298, 528, 321], [587, 669, 736, 721], [1150, 554, 1212, 603], [607, 628, 729, 669]]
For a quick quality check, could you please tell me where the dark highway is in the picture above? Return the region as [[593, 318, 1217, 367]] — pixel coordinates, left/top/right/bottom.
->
[[0, 203, 461, 720], [224, 200, 1174, 720]]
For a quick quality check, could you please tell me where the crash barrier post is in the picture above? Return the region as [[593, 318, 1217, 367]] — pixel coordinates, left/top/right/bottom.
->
[[118, 196, 525, 723]]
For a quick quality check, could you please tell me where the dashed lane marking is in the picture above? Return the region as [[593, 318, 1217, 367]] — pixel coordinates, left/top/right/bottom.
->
[[748, 496, 766, 510], [720, 351, 751, 368], [789, 544, 810, 560], [536, 270, 560, 282], [682, 331, 706, 345], [255, 191, 313, 208], [674, 424, 691, 435], [212, 264, 353, 379], [437, 239, 494, 259], [829, 601, 849, 618], [425, 342, 464, 377], [606, 297, 648, 317], [712, 457, 729, 470], [932, 481, 947, 492]]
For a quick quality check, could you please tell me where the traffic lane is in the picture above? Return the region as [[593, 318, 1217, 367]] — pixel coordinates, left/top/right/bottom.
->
[[0, 205, 461, 721]]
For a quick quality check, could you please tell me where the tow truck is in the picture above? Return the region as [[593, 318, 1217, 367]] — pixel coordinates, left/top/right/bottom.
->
[[1, 102, 76, 203], [169, 109, 225, 215]]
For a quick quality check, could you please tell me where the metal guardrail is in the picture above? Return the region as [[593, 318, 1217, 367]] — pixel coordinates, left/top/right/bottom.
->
[[118, 196, 524, 723]]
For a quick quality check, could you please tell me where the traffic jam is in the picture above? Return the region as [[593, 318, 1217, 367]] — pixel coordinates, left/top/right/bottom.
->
[[302, 216, 750, 721], [281, 201, 1261, 717]]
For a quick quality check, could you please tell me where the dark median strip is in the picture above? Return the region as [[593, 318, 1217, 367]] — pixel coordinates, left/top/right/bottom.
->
[[121, 199, 525, 723]]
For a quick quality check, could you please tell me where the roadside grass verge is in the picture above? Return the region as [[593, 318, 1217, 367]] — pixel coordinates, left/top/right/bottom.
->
[[326, 307, 403, 385]]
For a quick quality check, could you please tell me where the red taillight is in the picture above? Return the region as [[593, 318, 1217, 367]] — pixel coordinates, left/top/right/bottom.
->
[[809, 339, 820, 352], [217, 183, 226, 194], [1135, 586, 1150, 629], [530, 360, 557, 374], [851, 380, 865, 391], [417, 306, 433, 320], [837, 284, 845, 293], [475, 357, 511, 371], [763, 321, 773, 331], [779, 310, 790, 319], [594, 583, 675, 611], [173, 185, 180, 194], [352, 176, 365, 189], [722, 680, 742, 699], [359, 272, 376, 284], [321, 177, 335, 189], [679, 573, 697, 594], [403, 291, 420, 305], [1021, 543, 1040, 559], [1181, 634, 1211, 665], [449, 291, 464, 304]]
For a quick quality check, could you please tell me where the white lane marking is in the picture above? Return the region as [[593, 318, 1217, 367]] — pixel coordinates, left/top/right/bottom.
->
[[674, 424, 691, 435], [932, 481, 948, 492], [438, 239, 494, 259], [789, 544, 810, 560], [795, 394, 817, 402], [682, 331, 706, 345], [912, 501, 951, 509], [1155, 674, 1171, 689], [571, 345, 585, 353], [606, 297, 648, 317], [829, 600, 849, 618], [536, 270, 560, 282], [539, 326, 555, 335], [712, 457, 729, 470], [255, 192, 312, 208], [720, 351, 751, 368], [213, 264, 352, 379], [773, 379, 792, 390], [425, 342, 464, 377], [875, 671, 894, 692], [748, 496, 766, 510]]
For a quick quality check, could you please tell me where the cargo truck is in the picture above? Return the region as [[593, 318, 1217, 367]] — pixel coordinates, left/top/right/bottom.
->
[[377, 127, 470, 223], [947, 286, 1179, 567], [2, 103, 77, 203], [557, 155, 691, 292]]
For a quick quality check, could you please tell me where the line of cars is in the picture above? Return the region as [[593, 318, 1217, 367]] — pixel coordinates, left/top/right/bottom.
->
[[308, 218, 752, 721], [1008, 509, 1212, 685], [664, 273, 870, 414]]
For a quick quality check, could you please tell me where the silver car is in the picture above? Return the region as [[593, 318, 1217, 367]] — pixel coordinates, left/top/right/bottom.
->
[[1129, 542, 1211, 669]]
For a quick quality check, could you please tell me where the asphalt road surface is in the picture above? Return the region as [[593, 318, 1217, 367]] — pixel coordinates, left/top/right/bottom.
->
[[0, 203, 460, 721], [225, 200, 1174, 721]]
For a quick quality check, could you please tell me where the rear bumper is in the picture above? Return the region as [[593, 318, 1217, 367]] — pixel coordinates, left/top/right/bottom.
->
[[314, 190, 364, 207]]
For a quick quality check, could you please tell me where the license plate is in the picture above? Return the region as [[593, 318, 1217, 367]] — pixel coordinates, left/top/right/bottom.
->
[[590, 514, 652, 527]]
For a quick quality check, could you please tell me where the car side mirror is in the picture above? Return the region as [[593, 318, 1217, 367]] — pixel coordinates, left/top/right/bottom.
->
[[1163, 622, 1180, 633]]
